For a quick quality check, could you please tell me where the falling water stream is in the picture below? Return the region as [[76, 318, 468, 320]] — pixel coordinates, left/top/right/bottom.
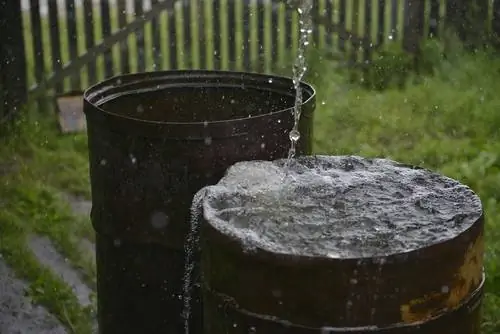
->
[[287, 0, 314, 161], [182, 2, 315, 333]]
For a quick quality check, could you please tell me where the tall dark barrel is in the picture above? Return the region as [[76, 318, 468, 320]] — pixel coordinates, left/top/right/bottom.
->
[[83, 70, 316, 334], [199, 155, 485, 334]]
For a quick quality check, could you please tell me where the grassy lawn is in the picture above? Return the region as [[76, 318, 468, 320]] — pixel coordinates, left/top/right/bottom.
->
[[2, 13, 500, 333]]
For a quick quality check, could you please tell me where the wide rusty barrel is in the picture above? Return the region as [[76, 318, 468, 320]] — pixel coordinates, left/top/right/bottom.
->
[[198, 155, 485, 334], [82, 70, 316, 334]]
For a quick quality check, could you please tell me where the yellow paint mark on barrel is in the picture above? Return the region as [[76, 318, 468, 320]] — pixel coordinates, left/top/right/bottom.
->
[[400, 233, 484, 323]]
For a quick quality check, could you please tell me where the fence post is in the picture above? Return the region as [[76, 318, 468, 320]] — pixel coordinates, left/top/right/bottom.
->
[[446, 0, 489, 49], [402, 0, 425, 55], [493, 0, 500, 49], [0, 0, 27, 122]]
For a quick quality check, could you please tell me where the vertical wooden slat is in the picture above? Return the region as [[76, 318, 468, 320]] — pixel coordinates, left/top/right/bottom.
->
[[339, 0, 347, 51], [83, 0, 96, 85], [198, 0, 206, 69], [134, 0, 146, 72], [428, 0, 440, 37], [0, 0, 27, 121], [183, 2, 192, 68], [212, 0, 222, 69], [48, 0, 63, 93], [227, 1, 237, 69], [256, 2, 266, 71], [390, 0, 398, 40], [168, 11, 178, 70], [100, 0, 113, 78], [494, 0, 500, 46], [117, 0, 130, 74], [312, 0, 321, 46], [377, 0, 386, 45], [325, 0, 333, 47], [284, 6, 295, 54], [271, 3, 280, 69], [66, 0, 80, 89], [403, 0, 425, 54], [29, 0, 45, 88], [242, 1, 251, 70], [151, 0, 162, 70], [350, 0, 360, 65], [364, 0, 372, 62]]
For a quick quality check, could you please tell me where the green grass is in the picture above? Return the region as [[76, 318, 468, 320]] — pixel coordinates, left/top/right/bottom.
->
[[0, 114, 95, 333]]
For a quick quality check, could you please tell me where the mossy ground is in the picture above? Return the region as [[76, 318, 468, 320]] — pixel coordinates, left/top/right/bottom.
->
[[1, 38, 499, 333]]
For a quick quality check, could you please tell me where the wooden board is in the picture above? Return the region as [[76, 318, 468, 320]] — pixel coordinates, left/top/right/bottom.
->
[[56, 94, 86, 133]]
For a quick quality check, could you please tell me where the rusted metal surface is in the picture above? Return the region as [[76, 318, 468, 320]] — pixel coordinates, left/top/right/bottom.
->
[[83, 70, 315, 334], [200, 160, 484, 334]]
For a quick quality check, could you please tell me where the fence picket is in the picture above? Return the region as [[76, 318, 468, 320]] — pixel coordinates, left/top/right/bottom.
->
[[83, 0, 96, 86], [134, 0, 146, 72], [183, 2, 193, 68], [151, 0, 163, 69], [339, 0, 347, 51], [168, 10, 178, 70], [48, 0, 63, 93], [100, 0, 113, 79], [377, 0, 386, 45], [227, 0, 237, 68], [29, 0, 45, 90], [118, 0, 130, 74], [213, 0, 222, 69], [66, 0, 80, 89]]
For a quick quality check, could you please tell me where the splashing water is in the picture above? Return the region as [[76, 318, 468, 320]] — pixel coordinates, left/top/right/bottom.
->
[[287, 0, 314, 161], [182, 190, 204, 334]]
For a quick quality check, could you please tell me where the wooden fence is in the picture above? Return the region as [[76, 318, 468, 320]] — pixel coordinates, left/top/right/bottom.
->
[[1, 0, 500, 123]]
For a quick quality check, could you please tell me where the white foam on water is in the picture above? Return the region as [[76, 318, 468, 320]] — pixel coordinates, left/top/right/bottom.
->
[[182, 190, 205, 334], [201, 155, 482, 259]]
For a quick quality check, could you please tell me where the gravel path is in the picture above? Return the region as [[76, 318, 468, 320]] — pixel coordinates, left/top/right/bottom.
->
[[0, 259, 68, 334], [0, 195, 95, 334]]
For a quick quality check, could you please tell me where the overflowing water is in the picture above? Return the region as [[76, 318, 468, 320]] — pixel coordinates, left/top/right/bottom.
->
[[287, 0, 314, 161], [182, 190, 205, 334], [202, 156, 482, 258]]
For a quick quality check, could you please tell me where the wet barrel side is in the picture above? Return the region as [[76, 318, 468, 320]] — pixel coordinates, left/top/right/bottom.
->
[[83, 70, 316, 334], [200, 158, 485, 334]]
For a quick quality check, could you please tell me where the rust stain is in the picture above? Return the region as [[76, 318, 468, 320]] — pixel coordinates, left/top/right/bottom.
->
[[400, 233, 484, 323]]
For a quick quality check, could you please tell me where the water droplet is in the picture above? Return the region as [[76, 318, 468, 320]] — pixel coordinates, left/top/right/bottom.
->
[[130, 154, 137, 164], [203, 121, 209, 127], [113, 239, 121, 247], [151, 211, 169, 229], [441, 285, 449, 293], [100, 159, 107, 166], [289, 129, 300, 142], [268, 78, 273, 83], [260, 143, 266, 150], [137, 104, 144, 113], [204, 137, 212, 145]]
